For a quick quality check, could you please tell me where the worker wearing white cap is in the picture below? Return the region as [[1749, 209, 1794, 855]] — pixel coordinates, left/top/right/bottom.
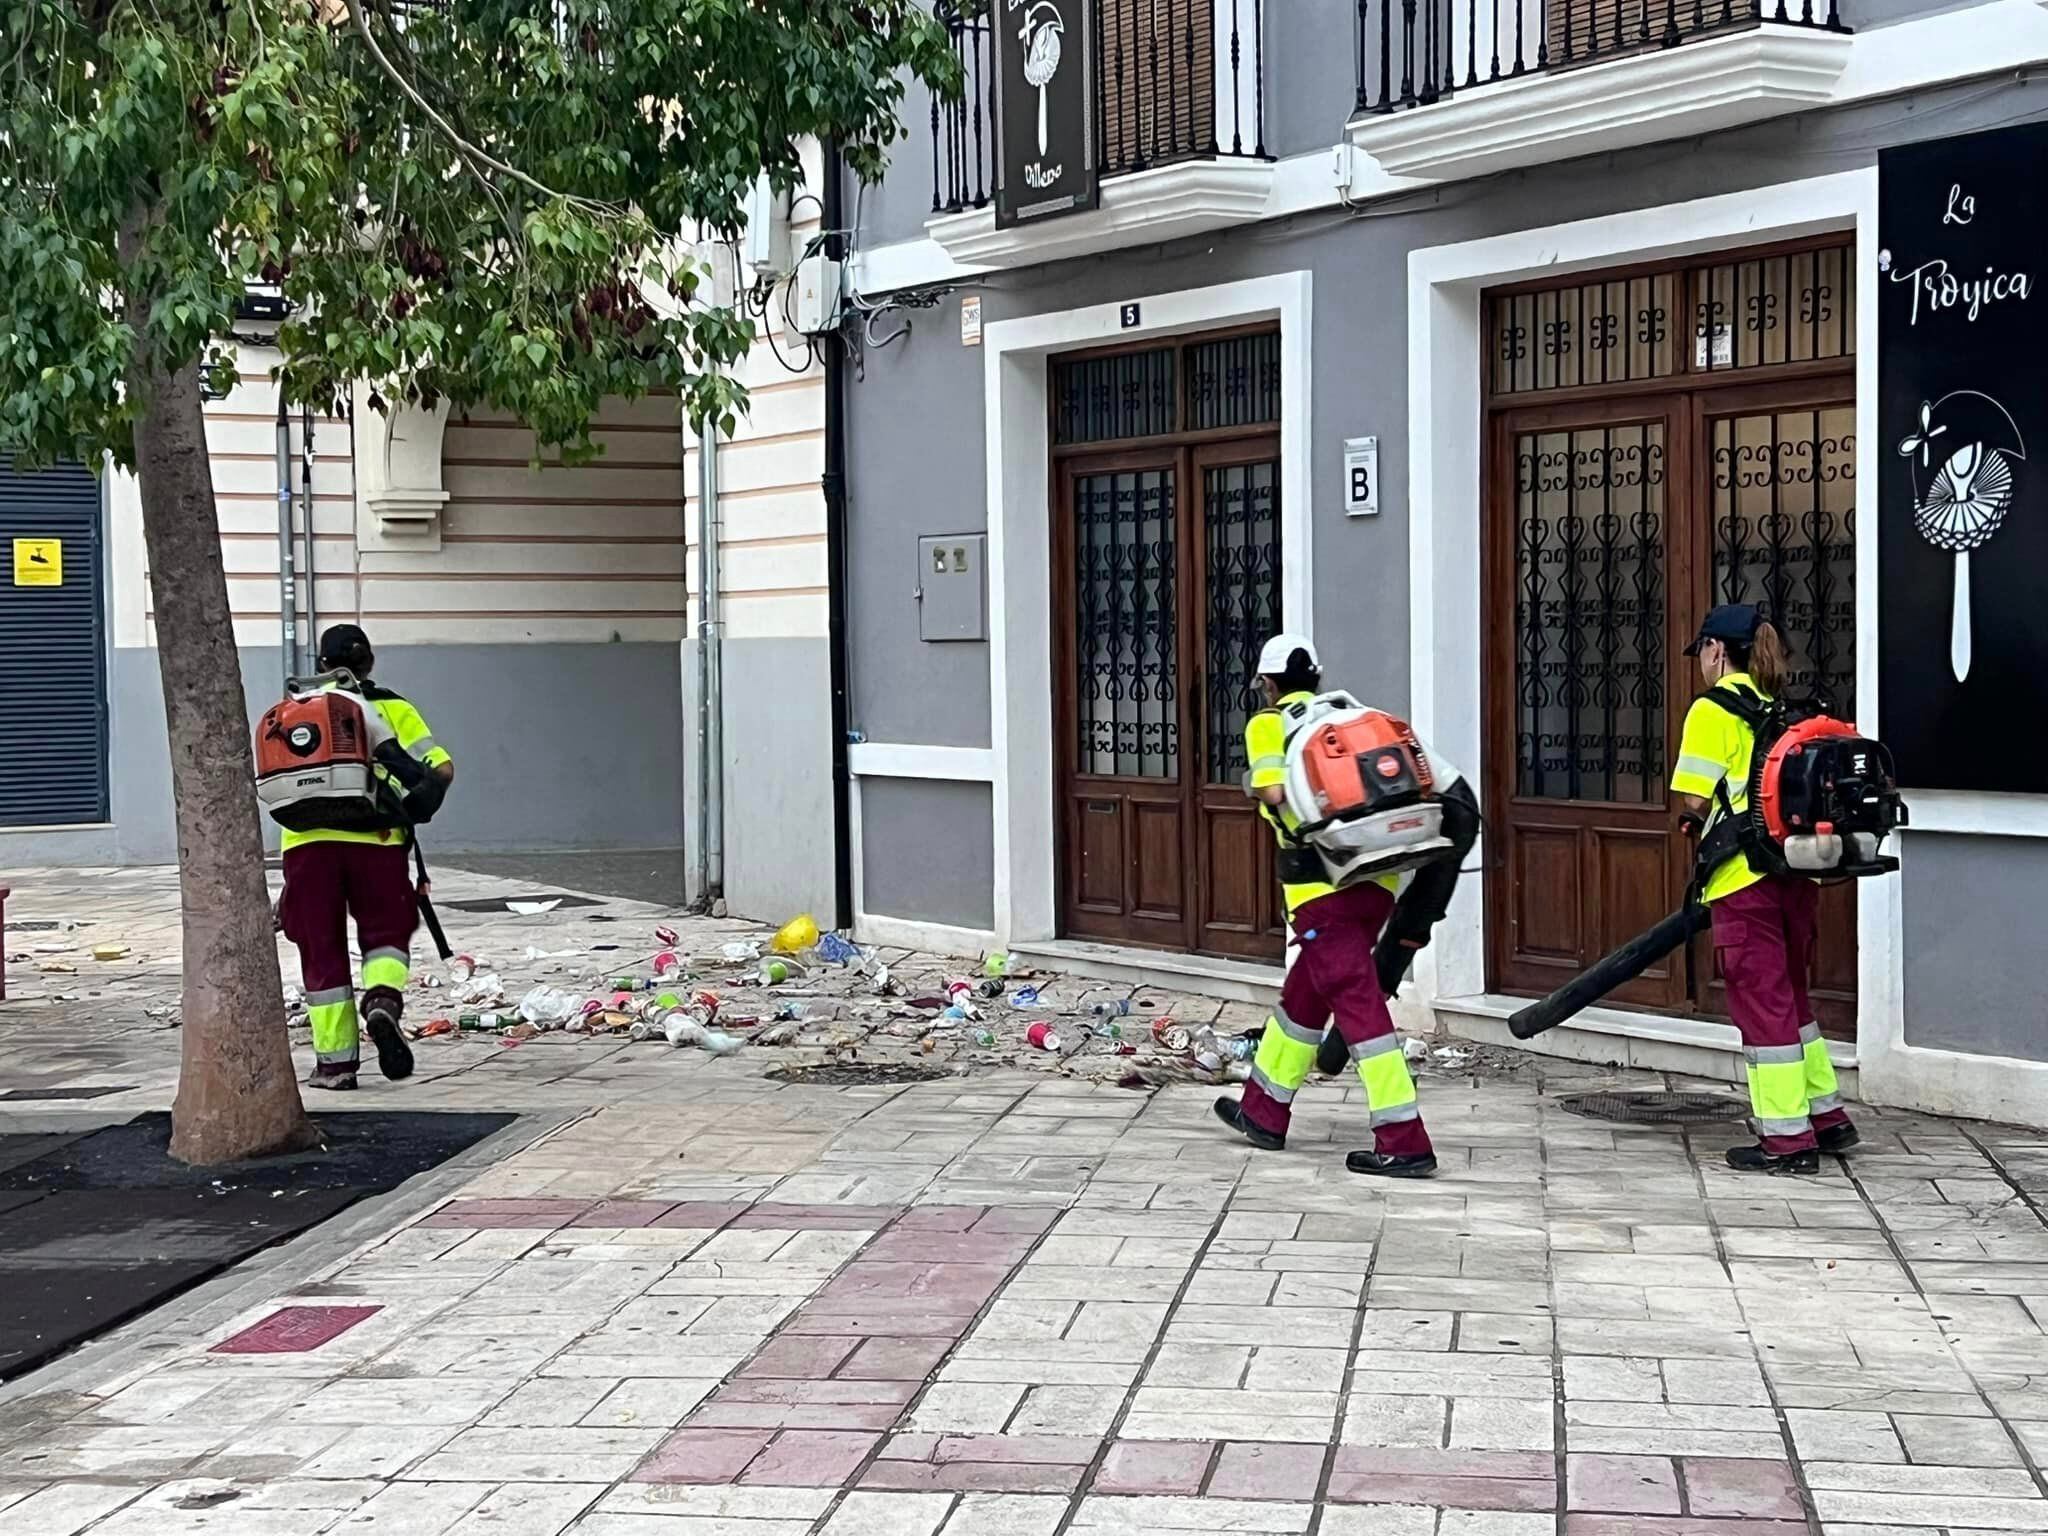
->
[[1210, 633, 1455, 1178]]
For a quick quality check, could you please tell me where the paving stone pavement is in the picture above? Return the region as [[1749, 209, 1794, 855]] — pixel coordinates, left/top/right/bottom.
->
[[6, 866, 2048, 1533]]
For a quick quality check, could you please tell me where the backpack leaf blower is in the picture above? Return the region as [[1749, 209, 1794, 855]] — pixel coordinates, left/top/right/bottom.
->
[[1266, 692, 1456, 887], [1508, 690, 1905, 1041], [255, 671, 454, 960]]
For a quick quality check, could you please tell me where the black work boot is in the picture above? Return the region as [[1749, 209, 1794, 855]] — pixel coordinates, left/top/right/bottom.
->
[[1213, 1096, 1286, 1151], [1316, 1028, 1350, 1078], [1817, 1121, 1861, 1155], [304, 1071, 358, 1092], [1346, 1149, 1439, 1179], [363, 989, 415, 1082], [1725, 1143, 1821, 1175]]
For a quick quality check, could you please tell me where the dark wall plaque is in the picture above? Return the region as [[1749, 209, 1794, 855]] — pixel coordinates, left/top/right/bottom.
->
[[994, 0, 1099, 228], [1879, 122, 2048, 793]]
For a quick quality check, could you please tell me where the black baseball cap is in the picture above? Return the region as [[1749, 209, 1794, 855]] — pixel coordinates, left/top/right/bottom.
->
[[317, 623, 372, 666], [1683, 603, 1762, 657]]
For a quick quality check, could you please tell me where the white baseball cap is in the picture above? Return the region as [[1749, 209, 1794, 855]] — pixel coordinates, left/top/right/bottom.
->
[[1255, 633, 1319, 677]]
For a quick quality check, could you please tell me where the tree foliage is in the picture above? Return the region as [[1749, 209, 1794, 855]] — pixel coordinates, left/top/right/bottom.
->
[[1, 0, 958, 462]]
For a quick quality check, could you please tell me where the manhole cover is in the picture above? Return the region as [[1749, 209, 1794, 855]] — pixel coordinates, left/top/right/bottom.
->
[[1557, 1090, 1748, 1125], [770, 1063, 953, 1087]]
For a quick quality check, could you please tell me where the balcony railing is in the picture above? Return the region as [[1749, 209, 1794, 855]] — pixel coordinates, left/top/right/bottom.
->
[[1353, 0, 1846, 114], [931, 1, 1267, 219]]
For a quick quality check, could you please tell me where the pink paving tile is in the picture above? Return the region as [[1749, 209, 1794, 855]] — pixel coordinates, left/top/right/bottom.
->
[[861, 1460, 1086, 1494], [1092, 1439, 1215, 1496], [783, 1309, 971, 1339], [1565, 1521, 1807, 1536], [1681, 1458, 1804, 1519], [862, 1230, 1038, 1266], [568, 1200, 679, 1228], [632, 1428, 774, 1484], [1567, 1454, 1681, 1515], [837, 1335, 956, 1380], [740, 1334, 863, 1380], [686, 1401, 906, 1432], [720, 1380, 921, 1408], [817, 1262, 1011, 1304], [880, 1434, 940, 1460], [649, 1201, 752, 1229], [737, 1430, 879, 1487], [211, 1305, 381, 1355], [893, 1206, 985, 1232], [1335, 1448, 1555, 1481], [730, 1203, 902, 1229], [971, 1207, 1061, 1236], [1328, 1471, 1557, 1511], [1208, 1441, 1326, 1502]]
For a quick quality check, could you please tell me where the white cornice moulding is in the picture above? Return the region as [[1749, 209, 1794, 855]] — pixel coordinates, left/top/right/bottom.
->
[[352, 382, 450, 553], [926, 158, 1277, 270], [1350, 26, 1853, 181]]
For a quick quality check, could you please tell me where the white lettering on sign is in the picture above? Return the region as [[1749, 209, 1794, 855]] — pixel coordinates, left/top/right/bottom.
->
[[1944, 183, 1976, 225], [1023, 161, 1064, 189], [1893, 258, 2033, 326]]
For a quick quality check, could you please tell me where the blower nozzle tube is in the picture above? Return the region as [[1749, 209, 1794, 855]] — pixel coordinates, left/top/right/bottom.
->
[[1508, 904, 1711, 1039]]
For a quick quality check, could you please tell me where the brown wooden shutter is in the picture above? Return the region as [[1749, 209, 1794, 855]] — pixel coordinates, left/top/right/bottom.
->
[[1097, 0, 1217, 174]]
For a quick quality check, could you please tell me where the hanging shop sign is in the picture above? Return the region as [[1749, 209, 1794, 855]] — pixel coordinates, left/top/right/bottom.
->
[[1878, 122, 2048, 793], [994, 0, 1099, 229]]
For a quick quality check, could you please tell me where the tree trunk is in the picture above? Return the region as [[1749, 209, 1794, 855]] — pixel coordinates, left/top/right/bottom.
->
[[122, 223, 320, 1163]]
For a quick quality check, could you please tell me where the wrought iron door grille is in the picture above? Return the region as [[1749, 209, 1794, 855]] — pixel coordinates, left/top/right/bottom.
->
[[1187, 333, 1282, 432], [1204, 460, 1282, 783], [1055, 348, 1178, 445], [1692, 245, 1854, 375], [1710, 407, 1857, 714], [1074, 468, 1179, 777], [1488, 242, 1854, 399], [1514, 424, 1667, 802]]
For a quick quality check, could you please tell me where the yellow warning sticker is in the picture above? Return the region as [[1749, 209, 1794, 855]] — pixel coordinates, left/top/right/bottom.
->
[[12, 539, 62, 587]]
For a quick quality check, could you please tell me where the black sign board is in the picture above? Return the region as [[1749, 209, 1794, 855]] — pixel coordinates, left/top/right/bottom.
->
[[994, 0, 1099, 228], [1879, 122, 2048, 793]]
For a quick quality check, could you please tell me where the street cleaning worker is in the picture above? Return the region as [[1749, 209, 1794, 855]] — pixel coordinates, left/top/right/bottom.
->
[[278, 623, 454, 1091], [1673, 603, 1856, 1173], [1211, 634, 1469, 1180]]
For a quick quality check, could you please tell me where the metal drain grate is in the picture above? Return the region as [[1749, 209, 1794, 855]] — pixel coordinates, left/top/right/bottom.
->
[[1557, 1090, 1748, 1125], [769, 1063, 954, 1087]]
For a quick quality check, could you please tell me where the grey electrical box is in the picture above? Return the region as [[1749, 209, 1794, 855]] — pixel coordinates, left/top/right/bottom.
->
[[916, 533, 987, 642]]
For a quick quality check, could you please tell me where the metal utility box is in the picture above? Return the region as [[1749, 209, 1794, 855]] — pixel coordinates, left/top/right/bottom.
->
[[916, 533, 987, 642]]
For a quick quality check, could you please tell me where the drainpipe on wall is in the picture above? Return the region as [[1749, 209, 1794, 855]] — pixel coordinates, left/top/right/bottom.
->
[[299, 402, 316, 676], [694, 408, 725, 907], [275, 396, 299, 686], [822, 140, 855, 933]]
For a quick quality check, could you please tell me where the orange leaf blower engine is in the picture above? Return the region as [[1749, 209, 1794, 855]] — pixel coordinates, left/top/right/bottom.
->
[[254, 675, 400, 834], [1275, 693, 1455, 886]]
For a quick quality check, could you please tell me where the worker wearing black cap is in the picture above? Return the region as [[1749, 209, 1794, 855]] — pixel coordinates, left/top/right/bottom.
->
[[278, 624, 454, 1090], [1673, 604, 1855, 1173]]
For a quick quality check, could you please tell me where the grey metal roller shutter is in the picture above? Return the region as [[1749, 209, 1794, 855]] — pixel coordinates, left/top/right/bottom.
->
[[0, 457, 109, 825]]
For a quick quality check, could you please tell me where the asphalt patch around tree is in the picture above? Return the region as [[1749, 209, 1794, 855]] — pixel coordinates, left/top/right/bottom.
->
[[0, 1109, 513, 1380]]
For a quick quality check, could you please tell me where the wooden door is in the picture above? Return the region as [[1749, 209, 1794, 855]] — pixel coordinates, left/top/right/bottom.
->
[[1056, 449, 1191, 949], [1191, 439, 1286, 958], [1485, 398, 1696, 1008], [1691, 382, 1859, 1036]]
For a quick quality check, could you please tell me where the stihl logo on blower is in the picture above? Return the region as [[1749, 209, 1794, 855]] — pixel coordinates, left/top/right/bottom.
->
[[255, 676, 400, 833], [1700, 685, 1907, 880], [1271, 693, 1454, 886]]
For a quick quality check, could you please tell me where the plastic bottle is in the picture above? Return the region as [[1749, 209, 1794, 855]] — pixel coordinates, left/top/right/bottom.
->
[[1011, 984, 1042, 1007], [983, 951, 1016, 979], [611, 977, 652, 993], [1188, 1024, 1225, 1072], [1228, 1035, 1258, 1062], [1091, 998, 1134, 1018], [775, 1001, 806, 1022], [758, 959, 793, 985], [1092, 1020, 1127, 1042], [972, 1026, 999, 1047]]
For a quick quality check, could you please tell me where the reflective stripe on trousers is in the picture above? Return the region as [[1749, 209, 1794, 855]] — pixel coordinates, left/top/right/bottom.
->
[[1350, 1033, 1421, 1126], [1744, 1040, 1811, 1140], [307, 987, 359, 1066], [1249, 1007, 1321, 1106], [1800, 1021, 1845, 1116]]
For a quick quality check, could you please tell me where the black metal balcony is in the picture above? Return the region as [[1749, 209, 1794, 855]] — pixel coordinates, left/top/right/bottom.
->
[[931, 1, 1268, 218], [1353, 0, 1846, 115]]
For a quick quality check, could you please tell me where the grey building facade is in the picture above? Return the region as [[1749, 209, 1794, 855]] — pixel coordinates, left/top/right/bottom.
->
[[836, 0, 2048, 1125]]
